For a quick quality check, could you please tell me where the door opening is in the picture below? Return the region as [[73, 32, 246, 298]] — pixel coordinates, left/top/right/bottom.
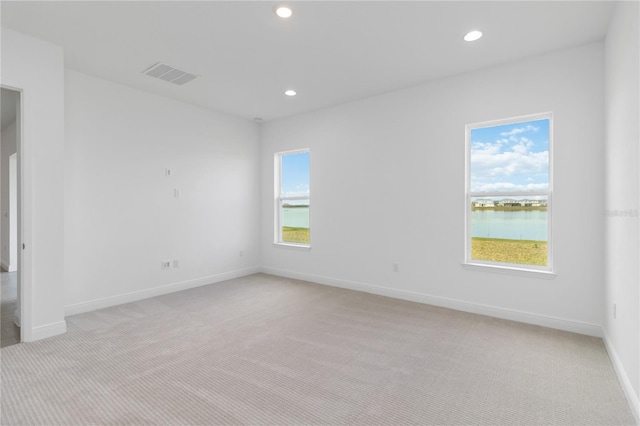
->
[[1, 87, 21, 347]]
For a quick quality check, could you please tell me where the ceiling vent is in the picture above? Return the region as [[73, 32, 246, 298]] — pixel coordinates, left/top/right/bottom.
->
[[142, 63, 199, 86]]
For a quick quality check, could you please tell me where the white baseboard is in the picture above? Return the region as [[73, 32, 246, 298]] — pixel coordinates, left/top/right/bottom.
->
[[65, 266, 261, 317], [603, 331, 640, 425], [1, 260, 16, 272], [28, 320, 67, 342], [260, 266, 602, 337]]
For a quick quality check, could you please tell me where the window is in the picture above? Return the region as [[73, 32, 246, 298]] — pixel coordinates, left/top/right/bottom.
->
[[275, 149, 310, 246], [465, 113, 552, 272]]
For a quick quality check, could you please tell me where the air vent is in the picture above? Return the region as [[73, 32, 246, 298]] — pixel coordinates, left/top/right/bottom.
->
[[142, 63, 199, 86]]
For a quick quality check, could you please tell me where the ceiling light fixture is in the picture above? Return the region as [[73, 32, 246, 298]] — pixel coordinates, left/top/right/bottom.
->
[[284, 89, 296, 96], [464, 30, 483, 42], [275, 6, 293, 18]]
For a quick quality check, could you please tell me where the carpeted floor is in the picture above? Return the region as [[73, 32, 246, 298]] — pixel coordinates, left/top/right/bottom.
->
[[0, 273, 635, 425]]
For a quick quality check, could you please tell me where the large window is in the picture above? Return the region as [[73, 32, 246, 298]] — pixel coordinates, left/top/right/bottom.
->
[[275, 149, 310, 246], [465, 113, 552, 272]]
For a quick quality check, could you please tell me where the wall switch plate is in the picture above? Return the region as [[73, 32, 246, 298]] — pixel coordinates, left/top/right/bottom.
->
[[165, 168, 172, 177], [161, 261, 171, 269], [393, 263, 399, 272], [173, 188, 180, 198], [172, 260, 179, 268]]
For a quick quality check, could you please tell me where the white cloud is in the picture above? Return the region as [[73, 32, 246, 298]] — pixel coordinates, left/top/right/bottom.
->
[[283, 183, 310, 197], [477, 182, 549, 192], [472, 143, 547, 176], [499, 124, 538, 137], [471, 135, 548, 192]]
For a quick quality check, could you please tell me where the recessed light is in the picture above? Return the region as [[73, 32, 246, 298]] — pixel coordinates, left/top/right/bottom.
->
[[275, 6, 293, 18], [284, 90, 296, 96], [464, 30, 483, 42]]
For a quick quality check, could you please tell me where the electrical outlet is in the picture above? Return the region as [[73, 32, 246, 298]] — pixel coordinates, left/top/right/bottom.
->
[[161, 260, 171, 269], [393, 263, 399, 273], [613, 303, 617, 319], [172, 260, 179, 269], [173, 188, 180, 198]]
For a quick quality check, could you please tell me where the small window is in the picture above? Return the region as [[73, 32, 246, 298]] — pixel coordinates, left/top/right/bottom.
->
[[275, 149, 310, 246], [465, 113, 552, 272]]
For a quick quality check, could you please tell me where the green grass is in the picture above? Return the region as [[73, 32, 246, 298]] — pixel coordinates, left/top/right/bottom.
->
[[282, 227, 310, 244], [471, 237, 547, 266]]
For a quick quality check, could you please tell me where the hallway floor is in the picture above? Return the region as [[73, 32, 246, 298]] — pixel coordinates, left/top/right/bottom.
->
[[1, 272, 19, 348]]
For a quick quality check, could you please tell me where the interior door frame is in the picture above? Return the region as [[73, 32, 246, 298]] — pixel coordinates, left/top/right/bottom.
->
[[2, 84, 30, 342]]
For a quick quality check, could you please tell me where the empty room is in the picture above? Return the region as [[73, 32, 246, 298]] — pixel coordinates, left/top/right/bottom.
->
[[0, 1, 638, 424]]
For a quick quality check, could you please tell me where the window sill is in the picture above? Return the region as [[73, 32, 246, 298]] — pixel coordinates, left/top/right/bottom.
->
[[462, 262, 556, 279], [273, 242, 311, 251]]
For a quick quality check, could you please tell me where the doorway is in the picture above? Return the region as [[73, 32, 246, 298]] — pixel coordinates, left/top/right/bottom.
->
[[1, 87, 21, 347]]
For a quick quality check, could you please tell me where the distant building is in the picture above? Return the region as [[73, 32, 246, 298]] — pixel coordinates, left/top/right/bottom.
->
[[472, 198, 547, 208], [521, 199, 548, 207], [495, 198, 520, 207], [473, 199, 495, 207]]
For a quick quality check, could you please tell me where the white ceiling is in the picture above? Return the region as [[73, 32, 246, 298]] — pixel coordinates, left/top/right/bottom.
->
[[1, 1, 615, 122]]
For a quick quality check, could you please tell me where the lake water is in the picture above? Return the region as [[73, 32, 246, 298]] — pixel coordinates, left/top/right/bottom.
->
[[282, 207, 310, 228], [284, 207, 547, 241], [472, 210, 547, 241]]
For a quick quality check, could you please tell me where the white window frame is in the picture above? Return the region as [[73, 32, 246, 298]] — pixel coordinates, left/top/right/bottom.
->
[[274, 148, 310, 247], [464, 112, 553, 275]]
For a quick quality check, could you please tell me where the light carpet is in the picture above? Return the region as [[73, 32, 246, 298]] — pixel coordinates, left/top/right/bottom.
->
[[0, 273, 635, 425]]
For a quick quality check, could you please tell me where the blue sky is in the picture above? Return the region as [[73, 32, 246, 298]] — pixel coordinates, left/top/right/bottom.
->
[[281, 151, 310, 197], [470, 118, 549, 193]]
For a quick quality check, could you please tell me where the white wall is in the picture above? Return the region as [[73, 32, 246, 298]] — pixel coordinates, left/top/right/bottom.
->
[[1, 28, 66, 340], [604, 1, 640, 420], [64, 70, 261, 314], [1, 119, 17, 271], [261, 42, 605, 336]]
